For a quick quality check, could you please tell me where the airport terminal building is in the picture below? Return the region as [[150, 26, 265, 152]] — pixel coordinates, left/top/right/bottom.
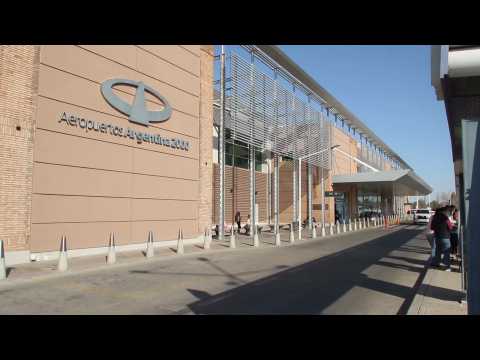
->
[[0, 45, 431, 265]]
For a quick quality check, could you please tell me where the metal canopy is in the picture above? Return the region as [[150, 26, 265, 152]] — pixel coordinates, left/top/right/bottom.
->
[[332, 169, 433, 196]]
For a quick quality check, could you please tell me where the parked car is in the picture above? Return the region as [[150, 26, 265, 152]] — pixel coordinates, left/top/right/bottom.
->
[[414, 208, 432, 224]]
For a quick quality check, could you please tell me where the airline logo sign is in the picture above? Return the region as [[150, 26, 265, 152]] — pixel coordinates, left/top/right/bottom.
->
[[58, 79, 190, 151], [101, 79, 172, 126]]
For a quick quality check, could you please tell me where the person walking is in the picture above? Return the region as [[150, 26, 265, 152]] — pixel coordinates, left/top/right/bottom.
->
[[426, 212, 436, 258], [450, 207, 459, 260], [430, 206, 454, 271], [234, 211, 241, 234]]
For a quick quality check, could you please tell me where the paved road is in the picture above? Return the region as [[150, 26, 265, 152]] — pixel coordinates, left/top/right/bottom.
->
[[0, 225, 430, 314]]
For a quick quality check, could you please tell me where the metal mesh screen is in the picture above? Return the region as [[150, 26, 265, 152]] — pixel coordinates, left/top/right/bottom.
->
[[229, 52, 331, 170]]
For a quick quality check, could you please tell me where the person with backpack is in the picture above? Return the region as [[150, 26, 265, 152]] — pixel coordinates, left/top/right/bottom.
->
[[430, 206, 454, 271]]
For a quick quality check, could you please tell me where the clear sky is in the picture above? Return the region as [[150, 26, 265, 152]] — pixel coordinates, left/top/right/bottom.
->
[[278, 45, 455, 198]]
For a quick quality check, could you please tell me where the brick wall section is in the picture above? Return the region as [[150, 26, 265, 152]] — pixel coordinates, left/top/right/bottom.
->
[[0, 45, 40, 251], [332, 126, 358, 175], [198, 45, 214, 233], [212, 164, 268, 225]]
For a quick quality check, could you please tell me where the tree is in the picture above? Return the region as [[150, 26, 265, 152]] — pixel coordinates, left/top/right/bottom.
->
[[429, 200, 440, 210]]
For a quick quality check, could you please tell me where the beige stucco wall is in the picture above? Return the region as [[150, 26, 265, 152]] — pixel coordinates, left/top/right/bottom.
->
[[29, 45, 208, 252]]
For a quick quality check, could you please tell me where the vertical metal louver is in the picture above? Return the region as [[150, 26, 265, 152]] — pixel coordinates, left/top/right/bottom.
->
[[229, 52, 331, 169]]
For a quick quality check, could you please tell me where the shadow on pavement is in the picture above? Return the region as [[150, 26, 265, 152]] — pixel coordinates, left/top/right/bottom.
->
[[418, 283, 465, 302], [185, 228, 428, 314]]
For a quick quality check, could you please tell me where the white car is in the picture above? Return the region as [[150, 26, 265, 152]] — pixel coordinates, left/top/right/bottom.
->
[[414, 209, 432, 224]]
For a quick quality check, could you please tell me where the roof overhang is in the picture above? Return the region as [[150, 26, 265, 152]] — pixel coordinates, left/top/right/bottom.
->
[[332, 169, 433, 196], [431, 45, 480, 177]]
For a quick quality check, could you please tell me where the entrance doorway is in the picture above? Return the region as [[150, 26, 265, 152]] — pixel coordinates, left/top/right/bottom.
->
[[334, 192, 347, 222]]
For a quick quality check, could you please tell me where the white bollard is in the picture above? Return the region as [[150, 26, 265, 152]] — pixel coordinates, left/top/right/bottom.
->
[[203, 228, 210, 250], [253, 226, 260, 247], [348, 220, 352, 232], [275, 230, 281, 247], [107, 233, 116, 264], [298, 223, 302, 241], [230, 226, 236, 249], [0, 239, 6, 280], [289, 224, 295, 244], [354, 219, 358, 231], [312, 224, 317, 239], [176, 229, 184, 255], [321, 224, 326, 237], [330, 223, 334, 235], [57, 235, 68, 272], [146, 231, 155, 258], [343, 220, 347, 233], [336, 221, 341, 234]]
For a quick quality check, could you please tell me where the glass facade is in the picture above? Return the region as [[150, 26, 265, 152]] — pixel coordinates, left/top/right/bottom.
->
[[357, 192, 382, 218], [225, 140, 265, 172]]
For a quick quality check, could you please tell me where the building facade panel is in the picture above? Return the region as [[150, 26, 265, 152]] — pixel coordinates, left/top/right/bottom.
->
[[30, 218, 197, 253], [180, 45, 201, 57], [40, 45, 200, 111], [137, 45, 200, 76], [36, 95, 199, 141], [32, 163, 198, 201], [37, 64, 199, 128], [136, 47, 200, 96], [27, 45, 206, 254], [34, 128, 199, 181], [77, 45, 138, 70]]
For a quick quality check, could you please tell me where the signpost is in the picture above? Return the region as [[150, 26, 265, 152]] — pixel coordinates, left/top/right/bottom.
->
[[325, 191, 344, 198]]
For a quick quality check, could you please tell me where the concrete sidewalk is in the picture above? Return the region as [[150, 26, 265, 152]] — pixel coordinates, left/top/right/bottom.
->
[[407, 259, 467, 315]]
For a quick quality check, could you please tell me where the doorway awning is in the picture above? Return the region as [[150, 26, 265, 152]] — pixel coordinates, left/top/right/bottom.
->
[[332, 169, 432, 196]]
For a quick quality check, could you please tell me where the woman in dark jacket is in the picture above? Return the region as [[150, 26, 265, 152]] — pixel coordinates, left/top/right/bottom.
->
[[430, 207, 454, 271], [450, 208, 459, 259]]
